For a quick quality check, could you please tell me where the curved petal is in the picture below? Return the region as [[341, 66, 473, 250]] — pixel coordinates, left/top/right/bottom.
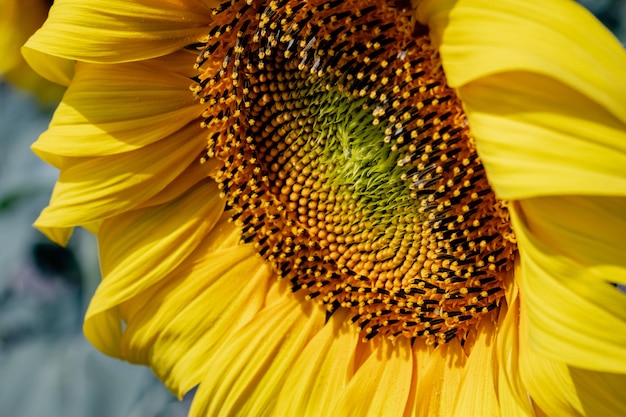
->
[[458, 72, 626, 199], [570, 367, 626, 417], [84, 179, 224, 356], [518, 298, 585, 417], [416, 0, 626, 125], [517, 196, 626, 287], [511, 197, 626, 373], [32, 51, 202, 161], [135, 157, 220, 210], [403, 343, 434, 417], [118, 223, 273, 396], [416, 0, 626, 200], [413, 341, 467, 417], [189, 287, 325, 417], [330, 337, 414, 417], [30, 51, 209, 244], [22, 0, 217, 84], [31, 149, 214, 247], [496, 287, 536, 417], [508, 194, 626, 414], [275, 309, 360, 417], [34, 124, 205, 243], [453, 319, 500, 417]]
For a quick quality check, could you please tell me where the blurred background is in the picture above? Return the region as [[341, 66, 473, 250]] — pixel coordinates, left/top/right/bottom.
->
[[0, 1, 624, 416], [0, 83, 194, 417]]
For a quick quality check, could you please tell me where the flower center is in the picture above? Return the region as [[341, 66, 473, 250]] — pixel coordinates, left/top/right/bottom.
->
[[193, 0, 517, 344]]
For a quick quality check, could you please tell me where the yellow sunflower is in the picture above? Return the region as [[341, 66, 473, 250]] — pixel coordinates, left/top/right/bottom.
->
[[23, 0, 626, 416], [0, 0, 64, 103]]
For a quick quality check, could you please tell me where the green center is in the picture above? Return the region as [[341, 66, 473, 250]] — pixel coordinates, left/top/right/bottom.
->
[[252, 70, 414, 250]]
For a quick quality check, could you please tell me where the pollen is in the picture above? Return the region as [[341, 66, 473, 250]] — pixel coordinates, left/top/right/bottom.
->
[[192, 0, 517, 345]]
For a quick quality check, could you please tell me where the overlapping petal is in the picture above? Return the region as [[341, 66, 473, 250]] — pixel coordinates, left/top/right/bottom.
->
[[570, 367, 626, 417], [411, 341, 466, 417], [274, 309, 360, 417], [84, 179, 224, 356], [416, 0, 626, 200], [330, 337, 413, 417], [452, 320, 500, 417], [417, 0, 626, 125], [511, 197, 626, 373], [496, 284, 536, 417], [31, 51, 207, 244], [32, 51, 201, 161], [117, 216, 272, 395], [458, 72, 626, 199], [189, 287, 325, 417], [22, 0, 217, 85], [35, 126, 206, 245], [517, 298, 585, 417]]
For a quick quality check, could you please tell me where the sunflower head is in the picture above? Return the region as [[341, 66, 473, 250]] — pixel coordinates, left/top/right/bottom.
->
[[189, 0, 517, 345], [20, 0, 626, 415]]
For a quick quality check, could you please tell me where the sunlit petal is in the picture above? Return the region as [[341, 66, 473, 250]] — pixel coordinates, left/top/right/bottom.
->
[[23, 0, 218, 84]]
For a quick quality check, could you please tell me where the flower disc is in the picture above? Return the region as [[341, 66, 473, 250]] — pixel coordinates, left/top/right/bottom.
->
[[193, 0, 517, 344]]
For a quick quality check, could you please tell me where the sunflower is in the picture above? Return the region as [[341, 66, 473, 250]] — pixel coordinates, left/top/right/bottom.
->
[[0, 0, 64, 103], [23, 0, 626, 415]]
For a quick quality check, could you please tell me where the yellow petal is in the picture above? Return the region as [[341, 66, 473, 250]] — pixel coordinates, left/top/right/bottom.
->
[[32, 52, 201, 161], [496, 288, 536, 417], [34, 124, 206, 243], [275, 309, 360, 417], [135, 157, 219, 210], [413, 341, 467, 417], [416, 0, 626, 200], [403, 343, 434, 417], [570, 367, 626, 417], [0, 0, 65, 102], [417, 0, 626, 125], [453, 319, 500, 417], [518, 299, 585, 417], [330, 337, 414, 417], [0, 0, 48, 73], [511, 197, 626, 373], [22, 0, 217, 84], [189, 289, 324, 417], [119, 232, 272, 396], [518, 196, 626, 287], [84, 179, 224, 355], [458, 72, 626, 199]]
